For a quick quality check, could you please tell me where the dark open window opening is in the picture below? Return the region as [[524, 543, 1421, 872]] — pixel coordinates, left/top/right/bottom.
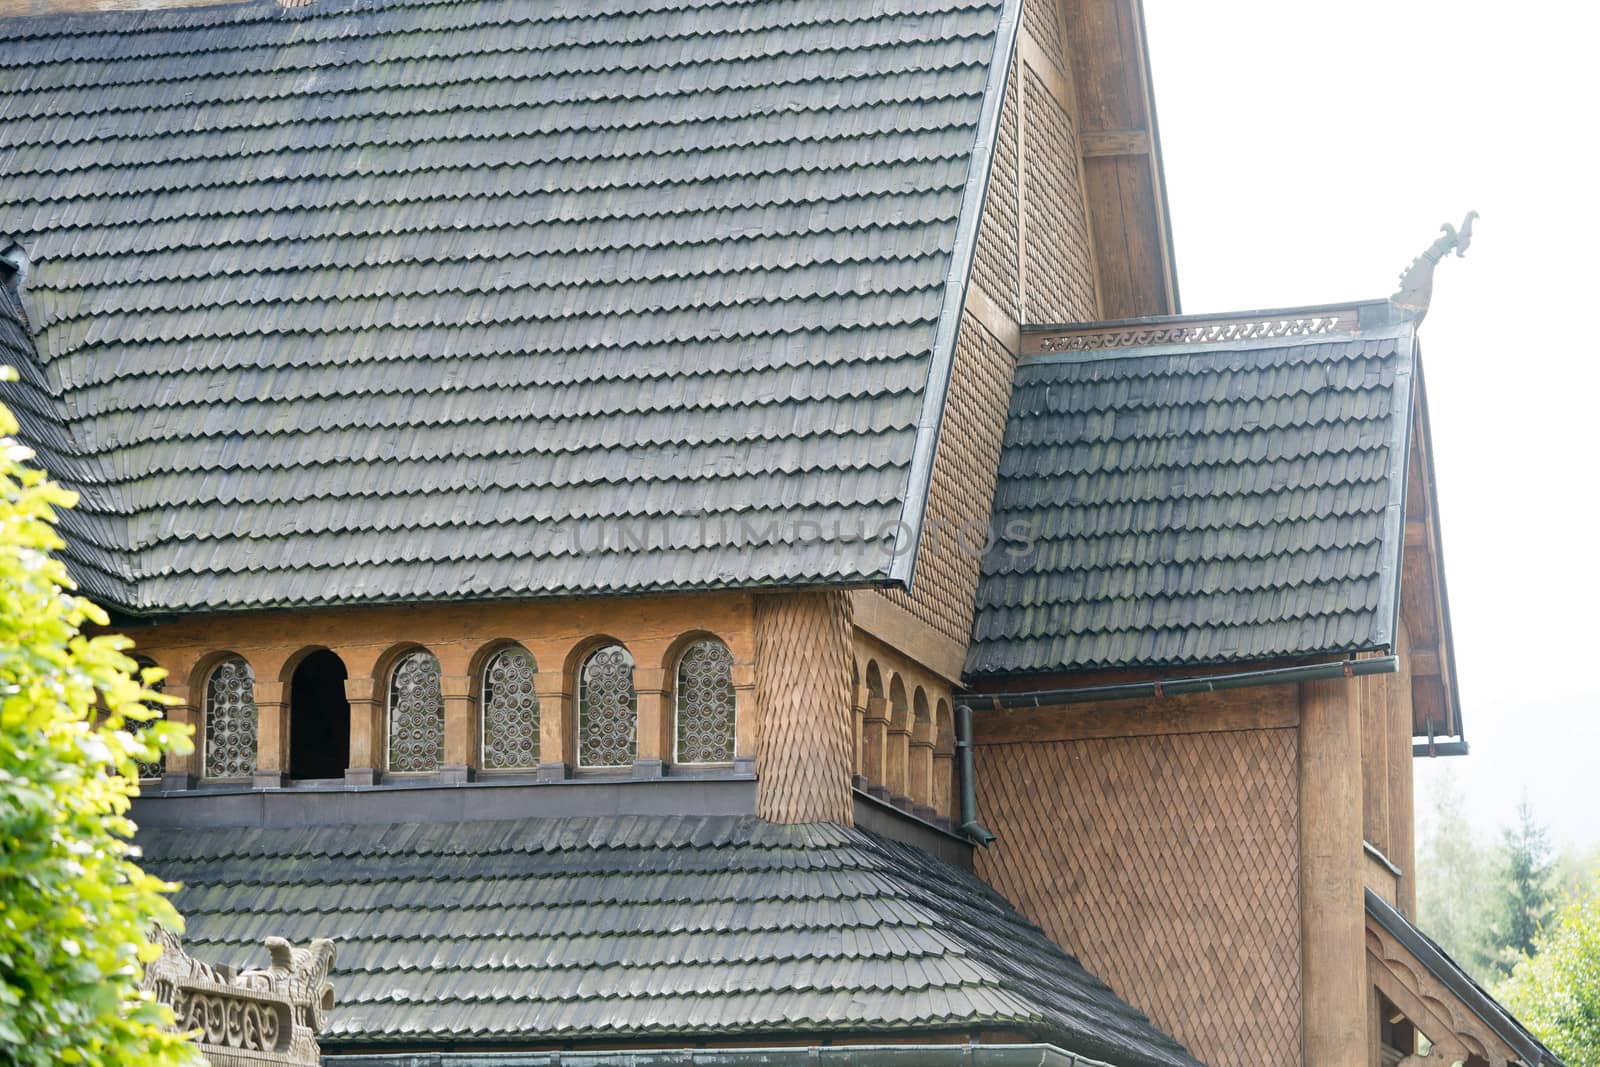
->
[[290, 649, 350, 780]]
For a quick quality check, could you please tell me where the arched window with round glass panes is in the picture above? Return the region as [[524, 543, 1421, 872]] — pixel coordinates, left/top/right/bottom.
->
[[387, 650, 444, 773], [577, 644, 635, 769], [204, 655, 257, 779], [481, 646, 540, 770], [674, 639, 735, 765]]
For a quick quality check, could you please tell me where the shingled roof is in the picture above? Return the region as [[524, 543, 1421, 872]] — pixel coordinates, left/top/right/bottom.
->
[[136, 815, 1201, 1067], [0, 0, 1018, 614], [967, 305, 1418, 676]]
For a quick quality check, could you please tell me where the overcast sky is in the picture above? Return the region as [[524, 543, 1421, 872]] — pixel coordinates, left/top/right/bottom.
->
[[1143, 1, 1600, 849]]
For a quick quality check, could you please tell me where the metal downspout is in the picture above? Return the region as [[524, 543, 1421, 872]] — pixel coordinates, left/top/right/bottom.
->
[[955, 703, 996, 846]]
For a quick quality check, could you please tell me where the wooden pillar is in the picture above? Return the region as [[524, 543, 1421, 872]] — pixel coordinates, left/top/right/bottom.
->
[[1299, 676, 1367, 1067], [440, 672, 474, 783], [1389, 625, 1418, 916], [851, 689, 867, 789], [634, 666, 669, 777], [536, 668, 570, 780], [753, 590, 854, 824], [861, 695, 888, 796], [1361, 669, 1390, 857], [159, 681, 197, 791], [933, 742, 956, 823], [909, 719, 935, 818], [345, 675, 382, 786], [732, 662, 757, 774], [252, 678, 288, 789]]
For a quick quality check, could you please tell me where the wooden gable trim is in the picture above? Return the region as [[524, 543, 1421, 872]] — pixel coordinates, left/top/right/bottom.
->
[[1366, 918, 1522, 1066], [1400, 364, 1463, 741]]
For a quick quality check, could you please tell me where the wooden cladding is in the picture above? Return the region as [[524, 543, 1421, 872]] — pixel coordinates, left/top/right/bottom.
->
[[877, 312, 1016, 653], [753, 590, 855, 824], [974, 716, 1303, 1067]]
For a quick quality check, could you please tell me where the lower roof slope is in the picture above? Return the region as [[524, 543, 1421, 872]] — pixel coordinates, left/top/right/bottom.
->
[[136, 815, 1200, 1067], [967, 306, 1418, 677], [0, 0, 1018, 614]]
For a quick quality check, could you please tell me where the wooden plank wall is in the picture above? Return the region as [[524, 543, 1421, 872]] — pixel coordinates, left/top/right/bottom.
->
[[1061, 0, 1177, 318], [973, 688, 1303, 1067]]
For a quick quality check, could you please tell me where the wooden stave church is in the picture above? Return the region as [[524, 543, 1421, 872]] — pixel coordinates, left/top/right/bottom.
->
[[0, 0, 1554, 1063]]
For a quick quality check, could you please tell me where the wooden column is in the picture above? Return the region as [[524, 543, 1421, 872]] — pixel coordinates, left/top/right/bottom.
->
[[159, 681, 197, 791], [1389, 625, 1418, 916], [851, 689, 867, 788], [861, 694, 888, 797], [345, 675, 382, 786], [1361, 669, 1391, 857], [909, 719, 935, 818], [933, 746, 956, 823], [252, 678, 288, 789], [440, 672, 474, 783], [732, 662, 757, 774], [633, 666, 669, 778], [753, 590, 854, 824], [535, 668, 570, 780], [1299, 676, 1367, 1067]]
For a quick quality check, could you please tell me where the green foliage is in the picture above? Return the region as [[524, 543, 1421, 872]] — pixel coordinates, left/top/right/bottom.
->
[[1482, 798, 1556, 977], [1497, 878, 1600, 1067], [1417, 769, 1496, 978], [0, 383, 200, 1066]]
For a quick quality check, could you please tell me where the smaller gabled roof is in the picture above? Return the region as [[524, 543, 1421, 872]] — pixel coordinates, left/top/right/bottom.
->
[[136, 815, 1201, 1067], [967, 302, 1418, 677], [1366, 890, 1565, 1067]]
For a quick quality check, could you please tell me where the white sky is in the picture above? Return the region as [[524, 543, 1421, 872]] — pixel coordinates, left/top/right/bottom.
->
[[1142, 1, 1600, 849]]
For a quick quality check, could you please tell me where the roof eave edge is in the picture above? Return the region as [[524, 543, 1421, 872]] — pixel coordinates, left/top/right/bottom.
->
[[887, 0, 1023, 590], [1370, 320, 1419, 655]]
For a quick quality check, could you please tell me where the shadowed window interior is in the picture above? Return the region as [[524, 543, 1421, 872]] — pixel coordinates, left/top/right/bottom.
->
[[674, 639, 735, 765], [387, 650, 444, 773], [577, 644, 635, 769], [481, 646, 539, 770], [290, 649, 350, 780], [204, 655, 257, 779]]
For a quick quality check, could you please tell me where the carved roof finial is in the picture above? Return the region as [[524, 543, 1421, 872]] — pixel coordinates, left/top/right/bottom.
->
[[1391, 211, 1479, 318]]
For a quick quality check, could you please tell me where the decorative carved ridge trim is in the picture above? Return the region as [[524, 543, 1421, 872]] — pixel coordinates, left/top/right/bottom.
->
[[143, 925, 335, 1067], [1031, 307, 1362, 354]]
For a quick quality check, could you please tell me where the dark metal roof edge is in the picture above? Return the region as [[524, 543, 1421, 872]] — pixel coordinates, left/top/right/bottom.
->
[[960, 655, 1396, 708], [323, 1042, 1113, 1067], [888, 0, 1023, 589], [1370, 320, 1419, 652], [1133, 0, 1180, 317], [1364, 889, 1562, 1067], [102, 575, 901, 626], [962, 645, 1391, 683]]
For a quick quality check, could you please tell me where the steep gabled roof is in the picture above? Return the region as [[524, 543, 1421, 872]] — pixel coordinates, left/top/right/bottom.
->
[[136, 815, 1202, 1067], [0, 0, 1018, 614], [968, 303, 1418, 677]]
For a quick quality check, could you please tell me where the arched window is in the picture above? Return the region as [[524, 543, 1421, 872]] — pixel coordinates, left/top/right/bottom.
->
[[674, 638, 735, 765], [204, 656, 257, 779], [577, 644, 635, 769], [387, 650, 444, 773], [289, 649, 349, 780], [482, 646, 540, 770], [132, 655, 165, 781]]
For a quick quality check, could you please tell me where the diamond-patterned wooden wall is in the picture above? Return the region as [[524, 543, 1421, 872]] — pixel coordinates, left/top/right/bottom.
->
[[754, 590, 855, 824], [975, 719, 1302, 1067]]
